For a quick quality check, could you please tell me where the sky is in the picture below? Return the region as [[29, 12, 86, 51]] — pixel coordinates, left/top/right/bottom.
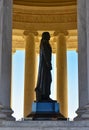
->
[[67, 51, 78, 119], [12, 50, 78, 120]]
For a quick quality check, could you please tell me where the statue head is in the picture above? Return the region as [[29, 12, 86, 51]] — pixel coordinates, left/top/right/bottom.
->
[[42, 32, 50, 40]]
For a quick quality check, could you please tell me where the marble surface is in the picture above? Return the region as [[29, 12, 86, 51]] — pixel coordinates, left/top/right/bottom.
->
[[75, 0, 89, 120], [0, 120, 89, 130], [0, 0, 14, 120]]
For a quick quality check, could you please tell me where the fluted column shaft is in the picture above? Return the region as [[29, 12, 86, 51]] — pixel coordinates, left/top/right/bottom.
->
[[24, 33, 36, 117], [56, 33, 68, 118]]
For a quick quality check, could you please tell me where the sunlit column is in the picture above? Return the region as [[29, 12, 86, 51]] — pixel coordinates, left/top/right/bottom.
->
[[0, 0, 15, 120], [34, 52, 39, 100], [56, 32, 68, 118], [24, 32, 36, 117]]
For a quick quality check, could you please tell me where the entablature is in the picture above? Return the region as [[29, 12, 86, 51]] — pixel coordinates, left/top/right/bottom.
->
[[13, 5, 77, 30]]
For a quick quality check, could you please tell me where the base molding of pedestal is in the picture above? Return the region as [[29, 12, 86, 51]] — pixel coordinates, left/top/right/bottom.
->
[[25, 101, 67, 120], [0, 107, 15, 121], [26, 112, 67, 120]]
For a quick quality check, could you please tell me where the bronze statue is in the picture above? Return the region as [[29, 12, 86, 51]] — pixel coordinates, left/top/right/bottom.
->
[[35, 32, 52, 101]]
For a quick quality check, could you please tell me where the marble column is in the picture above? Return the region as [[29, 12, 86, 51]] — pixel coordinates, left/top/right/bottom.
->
[[24, 32, 36, 117], [0, 0, 15, 120], [74, 0, 89, 120], [56, 32, 68, 118]]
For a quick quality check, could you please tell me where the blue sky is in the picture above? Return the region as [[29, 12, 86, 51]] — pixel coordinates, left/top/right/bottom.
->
[[12, 51, 25, 120], [12, 50, 78, 120], [67, 51, 78, 119]]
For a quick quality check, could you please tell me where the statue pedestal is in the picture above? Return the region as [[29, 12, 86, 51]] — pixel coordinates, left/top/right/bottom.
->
[[32, 101, 59, 113], [27, 101, 67, 120]]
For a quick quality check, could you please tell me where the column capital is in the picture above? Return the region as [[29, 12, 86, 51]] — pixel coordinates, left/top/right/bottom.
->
[[23, 30, 38, 36], [53, 30, 68, 36]]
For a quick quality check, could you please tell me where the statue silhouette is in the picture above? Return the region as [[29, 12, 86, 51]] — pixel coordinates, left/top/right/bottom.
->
[[35, 32, 52, 101]]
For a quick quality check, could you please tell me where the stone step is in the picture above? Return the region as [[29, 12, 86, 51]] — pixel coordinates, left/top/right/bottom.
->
[[0, 120, 89, 130]]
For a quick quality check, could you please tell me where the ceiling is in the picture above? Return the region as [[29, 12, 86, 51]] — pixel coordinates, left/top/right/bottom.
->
[[13, 0, 77, 52], [13, 0, 77, 6]]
